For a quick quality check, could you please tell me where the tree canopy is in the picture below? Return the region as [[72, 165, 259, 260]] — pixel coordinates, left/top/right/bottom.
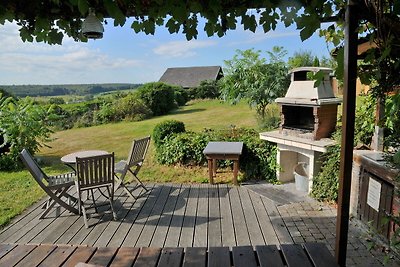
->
[[0, 1, 396, 46]]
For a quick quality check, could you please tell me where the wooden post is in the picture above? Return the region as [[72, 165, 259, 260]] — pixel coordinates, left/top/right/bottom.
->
[[335, 1, 358, 266]]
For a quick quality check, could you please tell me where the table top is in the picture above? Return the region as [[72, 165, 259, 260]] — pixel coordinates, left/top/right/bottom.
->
[[203, 141, 243, 155], [61, 150, 109, 164]]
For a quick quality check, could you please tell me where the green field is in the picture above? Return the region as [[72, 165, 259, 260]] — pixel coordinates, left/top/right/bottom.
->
[[0, 99, 258, 228]]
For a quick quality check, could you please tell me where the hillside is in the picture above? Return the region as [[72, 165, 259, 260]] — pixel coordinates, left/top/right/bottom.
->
[[0, 83, 142, 97]]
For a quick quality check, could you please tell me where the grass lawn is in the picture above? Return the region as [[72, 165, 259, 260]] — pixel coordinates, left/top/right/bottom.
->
[[0, 99, 258, 228]]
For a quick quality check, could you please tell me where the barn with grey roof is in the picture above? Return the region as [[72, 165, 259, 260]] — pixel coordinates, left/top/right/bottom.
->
[[159, 66, 223, 89]]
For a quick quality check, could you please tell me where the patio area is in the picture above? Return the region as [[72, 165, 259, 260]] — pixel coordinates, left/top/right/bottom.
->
[[0, 183, 398, 266]]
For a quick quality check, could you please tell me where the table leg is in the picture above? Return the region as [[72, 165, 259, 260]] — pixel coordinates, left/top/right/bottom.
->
[[212, 159, 217, 176], [208, 159, 214, 184], [233, 159, 239, 186]]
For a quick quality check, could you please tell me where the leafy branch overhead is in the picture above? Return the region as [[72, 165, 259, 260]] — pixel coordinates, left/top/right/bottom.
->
[[0, 0, 344, 44]]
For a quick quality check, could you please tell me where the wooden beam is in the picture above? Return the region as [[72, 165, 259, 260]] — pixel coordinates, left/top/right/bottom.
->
[[335, 1, 358, 266]]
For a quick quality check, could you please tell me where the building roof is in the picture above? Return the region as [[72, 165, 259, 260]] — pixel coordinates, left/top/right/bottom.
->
[[159, 66, 223, 88]]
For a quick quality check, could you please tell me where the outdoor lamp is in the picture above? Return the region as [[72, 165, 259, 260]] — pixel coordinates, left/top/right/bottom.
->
[[82, 8, 104, 39]]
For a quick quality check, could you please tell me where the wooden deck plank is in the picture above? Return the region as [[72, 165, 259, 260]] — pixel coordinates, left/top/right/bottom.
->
[[255, 245, 284, 267], [4, 206, 60, 244], [122, 185, 163, 247], [0, 243, 16, 259], [164, 185, 190, 247], [135, 185, 172, 247], [41, 215, 81, 244], [37, 245, 77, 267], [229, 187, 251, 245], [193, 184, 208, 247], [261, 197, 293, 244], [93, 194, 132, 247], [232, 246, 258, 267], [303, 243, 338, 267], [182, 247, 206, 267], [81, 194, 128, 246], [280, 244, 313, 267], [218, 185, 236, 247], [0, 244, 36, 266], [61, 246, 97, 267], [207, 185, 221, 247], [238, 188, 265, 246], [107, 186, 149, 247], [67, 191, 111, 245], [0, 200, 45, 243], [208, 247, 230, 267], [150, 185, 182, 247], [109, 247, 139, 267], [249, 192, 280, 245], [178, 185, 199, 247], [157, 247, 184, 267], [132, 247, 161, 267], [15, 244, 57, 267], [87, 247, 118, 266]]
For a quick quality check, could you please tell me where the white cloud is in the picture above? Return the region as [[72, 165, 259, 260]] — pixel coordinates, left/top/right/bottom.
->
[[0, 22, 142, 84], [153, 40, 217, 58]]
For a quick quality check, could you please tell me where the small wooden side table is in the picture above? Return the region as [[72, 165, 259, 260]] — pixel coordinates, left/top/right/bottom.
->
[[203, 141, 243, 185]]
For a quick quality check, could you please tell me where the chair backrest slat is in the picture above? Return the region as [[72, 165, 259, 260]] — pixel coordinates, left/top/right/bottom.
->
[[127, 136, 151, 167], [20, 149, 48, 183], [76, 153, 114, 188]]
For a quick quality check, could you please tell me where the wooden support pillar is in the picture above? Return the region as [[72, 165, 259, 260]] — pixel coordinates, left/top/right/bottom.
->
[[335, 1, 358, 266]]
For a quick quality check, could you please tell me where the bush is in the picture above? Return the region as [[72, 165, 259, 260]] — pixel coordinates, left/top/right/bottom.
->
[[311, 94, 376, 202], [0, 97, 53, 170], [136, 82, 178, 116], [94, 93, 152, 123], [152, 120, 186, 148], [188, 80, 221, 100], [155, 127, 278, 182], [174, 87, 189, 106]]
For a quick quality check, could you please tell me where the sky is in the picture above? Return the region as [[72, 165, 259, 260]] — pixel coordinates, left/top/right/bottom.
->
[[0, 18, 333, 85]]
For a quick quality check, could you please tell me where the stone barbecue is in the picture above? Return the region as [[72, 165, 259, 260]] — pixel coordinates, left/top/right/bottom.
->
[[260, 67, 341, 193], [276, 67, 341, 140]]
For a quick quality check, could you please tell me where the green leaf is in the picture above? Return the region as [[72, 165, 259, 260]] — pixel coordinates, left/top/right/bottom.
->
[[297, 14, 320, 41], [77, 0, 88, 15], [131, 21, 142, 33]]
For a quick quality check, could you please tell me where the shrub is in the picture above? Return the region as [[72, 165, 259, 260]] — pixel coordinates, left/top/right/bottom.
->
[[156, 127, 278, 182], [136, 82, 177, 116], [95, 93, 152, 123], [311, 94, 376, 202], [189, 80, 221, 100], [174, 87, 189, 106], [0, 97, 53, 170], [152, 120, 186, 148]]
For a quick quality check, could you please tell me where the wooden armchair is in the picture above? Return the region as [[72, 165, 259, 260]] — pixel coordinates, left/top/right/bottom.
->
[[20, 149, 79, 218], [75, 153, 117, 228]]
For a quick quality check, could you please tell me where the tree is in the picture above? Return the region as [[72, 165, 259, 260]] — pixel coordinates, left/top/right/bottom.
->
[[288, 50, 319, 69], [221, 47, 289, 119]]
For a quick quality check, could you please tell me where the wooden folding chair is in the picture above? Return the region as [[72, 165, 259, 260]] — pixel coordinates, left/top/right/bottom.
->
[[75, 153, 117, 228], [20, 148, 79, 219], [114, 136, 150, 199]]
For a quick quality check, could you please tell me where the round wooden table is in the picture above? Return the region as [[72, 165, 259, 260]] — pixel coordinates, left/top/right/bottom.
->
[[61, 150, 109, 164]]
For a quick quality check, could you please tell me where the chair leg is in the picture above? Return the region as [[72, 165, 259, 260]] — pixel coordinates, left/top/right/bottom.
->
[[90, 189, 98, 213], [81, 202, 89, 228], [106, 186, 117, 220], [128, 168, 148, 191]]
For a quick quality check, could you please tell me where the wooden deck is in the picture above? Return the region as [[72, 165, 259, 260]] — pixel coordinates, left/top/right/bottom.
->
[[0, 184, 293, 248], [0, 243, 338, 267]]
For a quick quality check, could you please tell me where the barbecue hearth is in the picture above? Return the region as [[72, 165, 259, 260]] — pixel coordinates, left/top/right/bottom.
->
[[276, 67, 341, 140], [260, 67, 341, 193]]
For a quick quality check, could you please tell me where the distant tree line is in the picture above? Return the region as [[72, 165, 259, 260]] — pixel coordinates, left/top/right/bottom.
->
[[0, 83, 141, 97]]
